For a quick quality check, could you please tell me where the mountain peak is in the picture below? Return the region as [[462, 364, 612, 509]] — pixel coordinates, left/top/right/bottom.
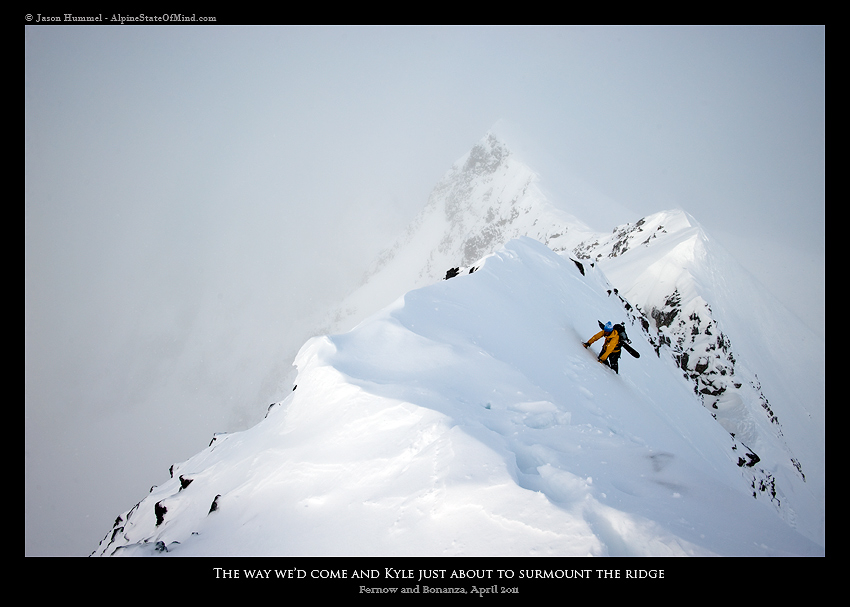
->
[[331, 133, 596, 332], [457, 131, 511, 175]]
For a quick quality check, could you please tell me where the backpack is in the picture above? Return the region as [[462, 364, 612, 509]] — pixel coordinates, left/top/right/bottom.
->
[[598, 320, 629, 343]]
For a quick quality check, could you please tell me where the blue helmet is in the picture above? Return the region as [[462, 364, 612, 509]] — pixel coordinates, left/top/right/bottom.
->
[[603, 322, 613, 334]]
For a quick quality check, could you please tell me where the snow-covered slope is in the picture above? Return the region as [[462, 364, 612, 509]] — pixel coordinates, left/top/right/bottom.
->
[[328, 133, 825, 543], [325, 133, 824, 548], [580, 210, 824, 545], [93, 237, 822, 557]]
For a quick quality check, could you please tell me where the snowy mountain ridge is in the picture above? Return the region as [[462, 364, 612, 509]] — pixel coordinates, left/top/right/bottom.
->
[[92, 237, 822, 556], [327, 133, 823, 542], [93, 132, 824, 556]]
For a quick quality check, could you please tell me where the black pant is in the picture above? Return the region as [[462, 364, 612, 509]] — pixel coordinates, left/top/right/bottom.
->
[[601, 351, 620, 374]]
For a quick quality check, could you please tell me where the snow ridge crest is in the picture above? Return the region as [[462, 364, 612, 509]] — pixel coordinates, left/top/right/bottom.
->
[[92, 236, 823, 557]]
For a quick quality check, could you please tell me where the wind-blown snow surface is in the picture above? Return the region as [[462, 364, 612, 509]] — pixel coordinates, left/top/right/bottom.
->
[[93, 237, 822, 556]]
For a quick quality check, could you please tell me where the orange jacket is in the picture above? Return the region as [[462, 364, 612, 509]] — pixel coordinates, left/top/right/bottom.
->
[[587, 330, 620, 361]]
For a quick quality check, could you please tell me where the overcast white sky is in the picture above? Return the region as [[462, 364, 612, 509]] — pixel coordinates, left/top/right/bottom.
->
[[25, 25, 824, 556]]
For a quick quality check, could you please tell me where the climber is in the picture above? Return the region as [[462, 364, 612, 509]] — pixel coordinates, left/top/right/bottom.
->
[[583, 321, 622, 374]]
